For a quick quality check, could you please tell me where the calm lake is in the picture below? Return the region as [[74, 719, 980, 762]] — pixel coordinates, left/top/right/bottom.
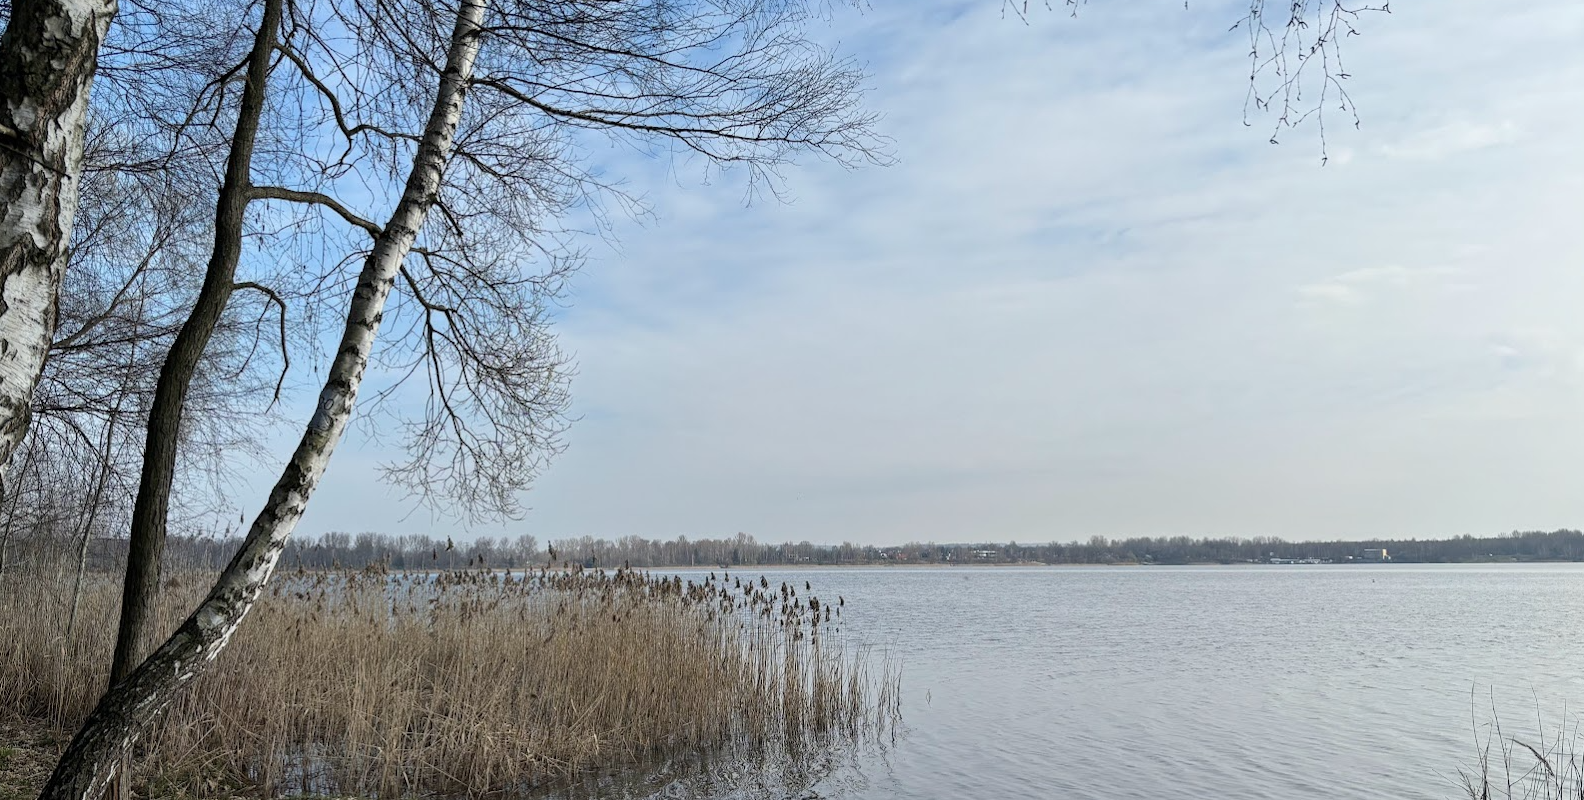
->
[[641, 564, 1584, 800]]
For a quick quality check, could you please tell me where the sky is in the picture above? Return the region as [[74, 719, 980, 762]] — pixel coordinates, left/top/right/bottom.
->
[[269, 0, 1584, 546]]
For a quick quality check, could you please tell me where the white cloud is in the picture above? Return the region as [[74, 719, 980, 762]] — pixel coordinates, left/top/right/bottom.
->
[[1296, 265, 1466, 305], [288, 0, 1584, 544], [1378, 120, 1520, 160]]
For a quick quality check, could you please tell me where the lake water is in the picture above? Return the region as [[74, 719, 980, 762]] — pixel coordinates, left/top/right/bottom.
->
[[647, 564, 1584, 800]]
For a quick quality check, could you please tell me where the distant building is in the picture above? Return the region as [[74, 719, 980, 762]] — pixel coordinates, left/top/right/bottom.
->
[[1360, 548, 1389, 561]]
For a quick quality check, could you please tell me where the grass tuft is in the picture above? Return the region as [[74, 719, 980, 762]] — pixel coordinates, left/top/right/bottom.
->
[[1459, 694, 1584, 800]]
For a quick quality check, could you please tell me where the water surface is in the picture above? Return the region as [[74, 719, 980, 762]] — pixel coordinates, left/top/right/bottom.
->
[[651, 564, 1584, 800]]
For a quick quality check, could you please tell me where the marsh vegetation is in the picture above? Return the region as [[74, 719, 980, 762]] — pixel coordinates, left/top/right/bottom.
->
[[0, 563, 898, 798]]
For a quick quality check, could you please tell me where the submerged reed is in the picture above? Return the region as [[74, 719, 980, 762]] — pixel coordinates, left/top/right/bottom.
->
[[1459, 698, 1584, 800], [0, 565, 899, 798]]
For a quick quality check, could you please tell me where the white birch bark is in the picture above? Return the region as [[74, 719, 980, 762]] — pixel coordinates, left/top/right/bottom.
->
[[38, 2, 487, 797], [0, 0, 117, 491]]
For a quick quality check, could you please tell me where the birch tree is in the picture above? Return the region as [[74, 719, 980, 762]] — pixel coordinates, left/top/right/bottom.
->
[[100, 0, 882, 677], [0, 0, 1387, 517], [45, 0, 885, 792], [2, 0, 253, 558], [0, 0, 118, 496], [36, 0, 1390, 794], [40, 2, 490, 795], [0, 122, 269, 586]]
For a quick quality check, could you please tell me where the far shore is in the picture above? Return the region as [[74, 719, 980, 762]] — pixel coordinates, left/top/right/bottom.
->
[[381, 558, 1574, 575]]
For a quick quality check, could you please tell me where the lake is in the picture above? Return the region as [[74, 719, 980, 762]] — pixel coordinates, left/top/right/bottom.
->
[[640, 564, 1584, 800]]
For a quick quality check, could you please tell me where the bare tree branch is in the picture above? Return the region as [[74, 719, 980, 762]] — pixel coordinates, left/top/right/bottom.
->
[[249, 184, 383, 236], [232, 281, 290, 405]]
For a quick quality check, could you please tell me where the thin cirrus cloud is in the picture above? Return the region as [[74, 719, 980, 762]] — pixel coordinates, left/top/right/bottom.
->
[[286, 0, 1584, 545], [1296, 265, 1471, 306], [1377, 120, 1521, 160]]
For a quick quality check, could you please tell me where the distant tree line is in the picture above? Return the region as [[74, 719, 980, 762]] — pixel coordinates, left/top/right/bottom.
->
[[1, 0, 1397, 792], [120, 528, 1584, 573]]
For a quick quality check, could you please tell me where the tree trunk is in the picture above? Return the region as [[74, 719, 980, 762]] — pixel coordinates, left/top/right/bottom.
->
[[0, 441, 34, 584], [0, 0, 117, 498], [108, 0, 281, 685], [67, 408, 117, 638], [39, 2, 486, 797]]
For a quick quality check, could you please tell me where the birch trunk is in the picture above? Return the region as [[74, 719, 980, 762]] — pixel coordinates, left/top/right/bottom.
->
[[110, 0, 281, 685], [38, 2, 487, 797], [0, 0, 117, 495]]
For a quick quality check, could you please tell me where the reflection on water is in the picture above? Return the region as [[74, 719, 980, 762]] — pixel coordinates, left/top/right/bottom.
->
[[643, 564, 1584, 800], [252, 567, 901, 799], [547, 734, 901, 800]]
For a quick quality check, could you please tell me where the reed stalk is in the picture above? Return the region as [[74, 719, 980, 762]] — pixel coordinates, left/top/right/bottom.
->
[[0, 565, 899, 798]]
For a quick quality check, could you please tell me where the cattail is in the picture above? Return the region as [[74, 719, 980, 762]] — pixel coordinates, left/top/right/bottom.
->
[[0, 560, 897, 797]]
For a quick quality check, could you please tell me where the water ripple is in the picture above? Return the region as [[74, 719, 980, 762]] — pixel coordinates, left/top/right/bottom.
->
[[649, 564, 1584, 800]]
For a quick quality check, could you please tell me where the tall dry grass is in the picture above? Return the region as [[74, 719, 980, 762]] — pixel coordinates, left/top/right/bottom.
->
[[1459, 698, 1584, 800], [0, 565, 899, 798]]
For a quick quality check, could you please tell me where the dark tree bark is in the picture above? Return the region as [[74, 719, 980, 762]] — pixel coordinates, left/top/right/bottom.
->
[[38, 3, 488, 797], [0, 0, 117, 496], [107, 0, 279, 684]]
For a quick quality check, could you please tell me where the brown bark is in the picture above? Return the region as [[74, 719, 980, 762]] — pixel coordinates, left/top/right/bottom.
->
[[40, 2, 487, 797], [108, 0, 281, 684]]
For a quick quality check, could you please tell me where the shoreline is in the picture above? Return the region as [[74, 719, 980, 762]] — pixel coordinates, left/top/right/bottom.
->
[[378, 558, 1574, 574]]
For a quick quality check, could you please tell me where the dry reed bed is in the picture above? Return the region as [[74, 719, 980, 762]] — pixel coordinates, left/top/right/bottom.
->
[[0, 565, 899, 798]]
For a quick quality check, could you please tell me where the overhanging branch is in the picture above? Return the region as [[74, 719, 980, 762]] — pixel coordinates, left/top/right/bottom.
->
[[232, 281, 290, 406], [248, 185, 382, 237]]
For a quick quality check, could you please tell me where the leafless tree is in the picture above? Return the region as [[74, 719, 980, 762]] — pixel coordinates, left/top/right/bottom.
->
[[1013, 0, 1390, 162], [35, 0, 1402, 795], [106, 0, 290, 686], [42, 1, 484, 794], [101, 0, 884, 679], [1, 0, 284, 603], [44, 0, 886, 793], [0, 109, 281, 590]]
